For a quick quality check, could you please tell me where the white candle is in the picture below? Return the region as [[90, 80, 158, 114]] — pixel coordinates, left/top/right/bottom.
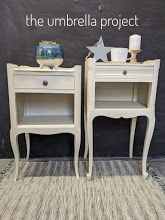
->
[[129, 34, 141, 50]]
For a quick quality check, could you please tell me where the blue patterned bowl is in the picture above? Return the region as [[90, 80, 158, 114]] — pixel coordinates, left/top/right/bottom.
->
[[36, 45, 64, 69]]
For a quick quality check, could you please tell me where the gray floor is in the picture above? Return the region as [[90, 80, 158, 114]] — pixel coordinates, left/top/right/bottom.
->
[[149, 158, 165, 181]]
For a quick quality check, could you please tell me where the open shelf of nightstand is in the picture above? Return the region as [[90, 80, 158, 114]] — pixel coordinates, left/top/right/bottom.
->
[[16, 93, 74, 127], [18, 115, 74, 126], [95, 82, 150, 110], [95, 101, 146, 109]]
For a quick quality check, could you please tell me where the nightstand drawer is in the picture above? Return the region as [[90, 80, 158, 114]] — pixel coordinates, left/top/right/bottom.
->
[[14, 75, 75, 90], [96, 67, 154, 82]]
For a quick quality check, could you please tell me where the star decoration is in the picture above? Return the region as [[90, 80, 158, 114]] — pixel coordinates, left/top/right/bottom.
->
[[87, 36, 112, 62]]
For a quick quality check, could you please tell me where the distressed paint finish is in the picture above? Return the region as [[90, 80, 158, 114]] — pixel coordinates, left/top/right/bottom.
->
[[84, 59, 160, 178], [0, 0, 165, 158]]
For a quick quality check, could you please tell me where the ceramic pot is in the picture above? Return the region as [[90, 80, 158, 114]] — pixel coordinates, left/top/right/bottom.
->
[[36, 45, 64, 69]]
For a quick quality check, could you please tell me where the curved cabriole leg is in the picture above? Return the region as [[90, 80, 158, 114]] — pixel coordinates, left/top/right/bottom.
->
[[10, 130, 20, 181], [74, 130, 81, 179], [129, 117, 137, 158], [142, 115, 155, 179], [39, 64, 44, 69], [84, 110, 88, 159], [25, 133, 30, 160], [86, 118, 93, 180]]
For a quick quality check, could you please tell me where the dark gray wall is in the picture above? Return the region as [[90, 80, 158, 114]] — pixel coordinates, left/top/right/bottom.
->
[[0, 0, 165, 158]]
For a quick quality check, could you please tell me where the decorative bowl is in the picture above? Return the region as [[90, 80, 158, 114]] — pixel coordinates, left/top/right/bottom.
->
[[36, 45, 64, 69]]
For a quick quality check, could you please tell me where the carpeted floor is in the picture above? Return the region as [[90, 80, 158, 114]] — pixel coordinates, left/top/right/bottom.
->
[[0, 160, 165, 220]]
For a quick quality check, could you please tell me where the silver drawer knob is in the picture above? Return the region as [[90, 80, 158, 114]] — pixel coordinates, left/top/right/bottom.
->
[[43, 80, 48, 86], [123, 70, 127, 75]]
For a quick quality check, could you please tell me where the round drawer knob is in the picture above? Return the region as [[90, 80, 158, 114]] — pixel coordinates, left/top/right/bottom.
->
[[43, 80, 48, 86], [123, 70, 127, 75]]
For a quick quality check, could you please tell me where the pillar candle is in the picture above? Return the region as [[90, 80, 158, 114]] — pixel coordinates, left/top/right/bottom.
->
[[129, 34, 141, 50]]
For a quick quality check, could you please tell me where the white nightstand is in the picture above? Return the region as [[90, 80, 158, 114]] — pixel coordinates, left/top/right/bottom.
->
[[7, 64, 81, 180], [84, 58, 160, 179]]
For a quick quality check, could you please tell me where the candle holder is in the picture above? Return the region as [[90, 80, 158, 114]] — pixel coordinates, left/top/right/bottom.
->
[[130, 49, 142, 64]]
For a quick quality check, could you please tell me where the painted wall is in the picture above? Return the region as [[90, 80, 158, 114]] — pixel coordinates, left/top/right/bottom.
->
[[0, 0, 165, 158]]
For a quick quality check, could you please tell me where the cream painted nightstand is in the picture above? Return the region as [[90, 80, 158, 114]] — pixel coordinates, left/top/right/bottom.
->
[[7, 64, 81, 180], [84, 58, 160, 179]]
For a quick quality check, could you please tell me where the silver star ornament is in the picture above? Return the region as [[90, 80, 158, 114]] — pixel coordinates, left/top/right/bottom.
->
[[87, 36, 112, 62]]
